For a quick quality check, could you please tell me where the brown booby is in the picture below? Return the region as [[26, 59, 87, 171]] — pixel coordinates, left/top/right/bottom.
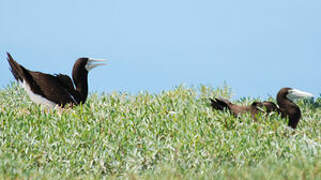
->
[[210, 97, 278, 120], [6, 52, 106, 107], [277, 88, 313, 129], [210, 87, 313, 128]]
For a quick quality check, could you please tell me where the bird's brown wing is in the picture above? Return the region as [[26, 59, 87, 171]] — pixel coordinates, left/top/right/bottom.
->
[[6, 53, 80, 106], [30, 72, 80, 105], [55, 74, 75, 91]]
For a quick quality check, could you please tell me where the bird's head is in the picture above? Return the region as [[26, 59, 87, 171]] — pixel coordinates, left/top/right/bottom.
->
[[277, 87, 313, 102], [72, 57, 106, 83], [74, 57, 106, 73]]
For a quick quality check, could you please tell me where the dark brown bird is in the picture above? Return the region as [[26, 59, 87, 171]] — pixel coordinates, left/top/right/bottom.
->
[[276, 88, 313, 129], [210, 97, 278, 119], [6, 52, 106, 107], [210, 88, 313, 128]]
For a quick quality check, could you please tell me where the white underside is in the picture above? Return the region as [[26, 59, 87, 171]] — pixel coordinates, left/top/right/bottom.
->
[[20, 80, 57, 108]]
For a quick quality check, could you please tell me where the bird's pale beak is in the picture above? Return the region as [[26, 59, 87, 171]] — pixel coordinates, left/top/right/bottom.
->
[[287, 89, 314, 101], [85, 58, 107, 71]]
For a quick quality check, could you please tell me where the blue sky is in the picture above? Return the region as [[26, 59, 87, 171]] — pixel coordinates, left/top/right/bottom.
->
[[1, 0, 321, 98]]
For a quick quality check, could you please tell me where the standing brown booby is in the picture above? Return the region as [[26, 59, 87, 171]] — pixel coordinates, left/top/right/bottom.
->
[[6, 52, 106, 107], [210, 87, 313, 128], [277, 88, 313, 129]]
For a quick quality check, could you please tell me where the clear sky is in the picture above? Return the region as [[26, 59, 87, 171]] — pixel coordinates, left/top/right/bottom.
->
[[1, 0, 321, 99]]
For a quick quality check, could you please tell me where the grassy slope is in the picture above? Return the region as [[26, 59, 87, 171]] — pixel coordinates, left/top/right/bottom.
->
[[0, 83, 321, 179]]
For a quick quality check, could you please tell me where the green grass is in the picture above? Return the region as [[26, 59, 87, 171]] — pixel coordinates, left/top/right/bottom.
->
[[0, 83, 321, 179]]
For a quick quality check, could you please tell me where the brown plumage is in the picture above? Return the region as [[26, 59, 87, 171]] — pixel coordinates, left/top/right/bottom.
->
[[277, 88, 302, 129], [210, 97, 278, 120], [6, 52, 105, 107], [210, 87, 313, 129]]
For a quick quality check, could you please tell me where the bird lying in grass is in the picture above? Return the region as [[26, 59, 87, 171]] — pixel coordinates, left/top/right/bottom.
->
[[210, 87, 313, 129], [210, 97, 279, 120]]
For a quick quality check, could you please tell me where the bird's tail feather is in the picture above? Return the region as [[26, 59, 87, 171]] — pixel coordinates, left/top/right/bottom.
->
[[6, 52, 24, 82], [210, 97, 230, 111]]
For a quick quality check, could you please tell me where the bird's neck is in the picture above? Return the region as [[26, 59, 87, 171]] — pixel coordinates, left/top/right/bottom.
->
[[75, 79, 88, 104], [278, 99, 300, 112], [73, 71, 89, 104], [277, 96, 292, 108]]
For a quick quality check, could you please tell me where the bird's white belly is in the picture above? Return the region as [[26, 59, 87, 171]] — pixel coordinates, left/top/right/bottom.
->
[[20, 81, 57, 107]]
